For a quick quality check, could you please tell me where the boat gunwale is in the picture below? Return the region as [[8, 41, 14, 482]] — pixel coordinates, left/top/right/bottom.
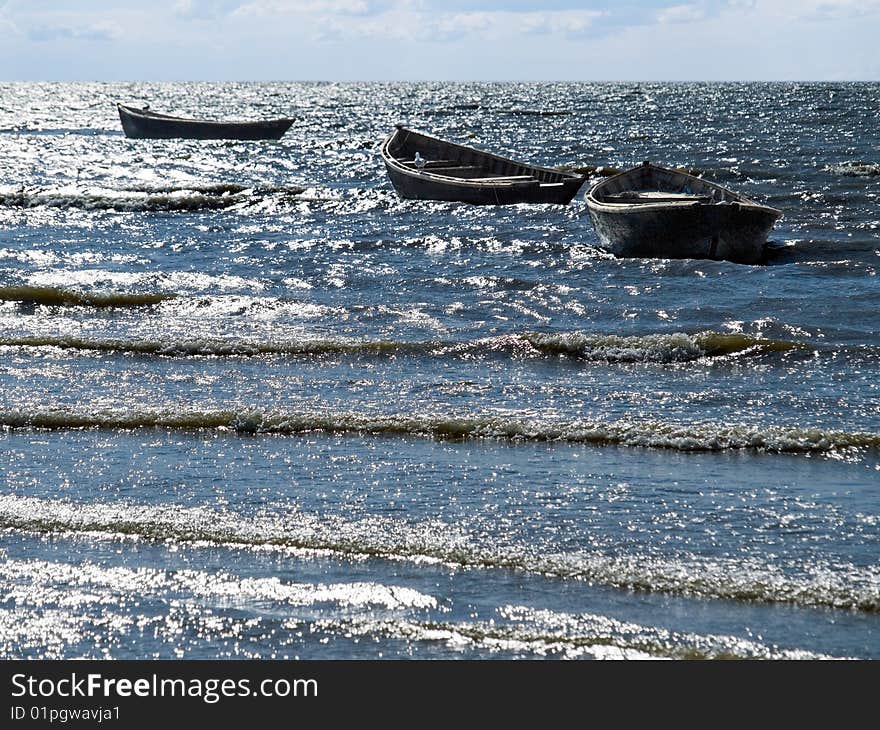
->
[[381, 125, 585, 188], [116, 103, 295, 127], [584, 162, 782, 219]]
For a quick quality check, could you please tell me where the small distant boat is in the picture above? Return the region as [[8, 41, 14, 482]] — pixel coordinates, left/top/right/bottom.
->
[[116, 103, 294, 141], [583, 161, 782, 264], [381, 124, 586, 205]]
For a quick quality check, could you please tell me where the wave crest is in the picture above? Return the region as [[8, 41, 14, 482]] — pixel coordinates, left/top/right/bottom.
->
[[0, 407, 876, 455], [0, 285, 174, 308], [0, 495, 875, 614], [513, 331, 800, 361], [0, 329, 803, 362], [0, 183, 304, 212], [824, 161, 880, 177]]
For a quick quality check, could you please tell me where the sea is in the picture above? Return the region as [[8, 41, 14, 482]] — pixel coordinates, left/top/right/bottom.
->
[[0, 81, 877, 660]]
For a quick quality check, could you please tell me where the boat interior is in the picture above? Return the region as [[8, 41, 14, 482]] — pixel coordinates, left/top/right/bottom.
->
[[120, 105, 190, 121], [120, 104, 291, 126], [388, 128, 572, 184], [594, 164, 738, 205]]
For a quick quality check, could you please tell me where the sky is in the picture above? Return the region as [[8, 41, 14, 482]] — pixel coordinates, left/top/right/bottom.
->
[[0, 0, 878, 81]]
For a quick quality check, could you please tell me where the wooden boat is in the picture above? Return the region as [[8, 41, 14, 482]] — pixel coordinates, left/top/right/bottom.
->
[[381, 124, 586, 205], [584, 161, 783, 264], [116, 103, 294, 140]]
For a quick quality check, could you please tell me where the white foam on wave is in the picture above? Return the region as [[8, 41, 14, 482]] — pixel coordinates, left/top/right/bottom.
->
[[825, 161, 880, 177], [3, 567, 831, 659], [307, 604, 836, 660], [0, 558, 436, 611], [0, 494, 876, 613]]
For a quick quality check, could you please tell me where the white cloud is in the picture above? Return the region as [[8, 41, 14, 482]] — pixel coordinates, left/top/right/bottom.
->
[[729, 0, 880, 20], [233, 0, 371, 17], [299, 7, 608, 44], [521, 10, 607, 38], [432, 12, 494, 42], [656, 4, 707, 24], [27, 21, 120, 42], [174, 0, 235, 20], [1, 0, 879, 79], [0, 17, 21, 38], [312, 16, 346, 41]]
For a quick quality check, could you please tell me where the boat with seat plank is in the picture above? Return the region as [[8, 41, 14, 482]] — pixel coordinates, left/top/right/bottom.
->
[[583, 161, 783, 264], [381, 125, 586, 205]]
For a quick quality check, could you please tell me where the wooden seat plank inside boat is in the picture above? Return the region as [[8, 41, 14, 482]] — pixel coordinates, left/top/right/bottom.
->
[[604, 191, 714, 204], [415, 165, 482, 174], [400, 159, 457, 168], [408, 165, 537, 181], [469, 175, 536, 183]]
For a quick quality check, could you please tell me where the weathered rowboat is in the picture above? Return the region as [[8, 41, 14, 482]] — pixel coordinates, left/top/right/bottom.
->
[[381, 124, 586, 205], [116, 103, 294, 140], [583, 161, 783, 264]]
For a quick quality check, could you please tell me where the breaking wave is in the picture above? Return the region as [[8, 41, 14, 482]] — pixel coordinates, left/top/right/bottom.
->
[[0, 329, 803, 362], [0, 554, 834, 659], [0, 407, 876, 455], [0, 494, 876, 614], [824, 161, 880, 177], [320, 608, 834, 659], [0, 334, 423, 357], [0, 183, 304, 212], [1, 558, 436, 612], [0, 285, 174, 308], [512, 331, 801, 361]]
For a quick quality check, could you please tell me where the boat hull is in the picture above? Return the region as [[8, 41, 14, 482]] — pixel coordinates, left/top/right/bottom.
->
[[583, 162, 782, 264], [117, 104, 293, 141], [381, 126, 585, 205], [384, 161, 583, 205], [587, 201, 781, 264]]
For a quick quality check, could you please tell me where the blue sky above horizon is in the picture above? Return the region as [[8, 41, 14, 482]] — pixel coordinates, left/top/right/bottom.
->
[[1, 1, 878, 81]]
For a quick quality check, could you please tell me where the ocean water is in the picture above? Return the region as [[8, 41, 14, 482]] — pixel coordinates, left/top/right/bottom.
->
[[0, 81, 877, 660]]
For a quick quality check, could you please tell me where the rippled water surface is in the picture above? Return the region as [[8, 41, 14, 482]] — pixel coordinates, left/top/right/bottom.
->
[[0, 82, 878, 659]]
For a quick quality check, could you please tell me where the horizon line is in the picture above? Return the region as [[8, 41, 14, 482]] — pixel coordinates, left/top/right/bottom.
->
[[2, 78, 877, 84]]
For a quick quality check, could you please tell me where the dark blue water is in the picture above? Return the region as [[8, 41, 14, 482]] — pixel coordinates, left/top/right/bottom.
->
[[0, 82, 878, 659]]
